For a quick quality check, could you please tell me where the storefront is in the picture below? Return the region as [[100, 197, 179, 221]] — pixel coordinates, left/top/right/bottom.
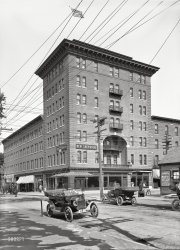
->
[[16, 175, 35, 192]]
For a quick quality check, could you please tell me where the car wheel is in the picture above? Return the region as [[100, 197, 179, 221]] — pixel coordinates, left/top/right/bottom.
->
[[131, 197, 137, 205], [47, 204, 53, 217], [146, 189, 151, 196], [64, 206, 73, 222], [116, 196, 123, 206], [172, 199, 180, 211], [90, 203, 99, 217]]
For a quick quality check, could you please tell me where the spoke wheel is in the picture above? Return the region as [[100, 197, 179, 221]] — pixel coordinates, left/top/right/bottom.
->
[[64, 206, 73, 222], [90, 203, 99, 217], [116, 196, 123, 206], [172, 199, 180, 211], [47, 204, 53, 217]]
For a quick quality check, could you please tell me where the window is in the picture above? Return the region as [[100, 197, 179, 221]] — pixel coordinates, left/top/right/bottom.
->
[[76, 75, 81, 86], [77, 94, 81, 105], [143, 106, 146, 115], [130, 120, 134, 130], [155, 139, 159, 149], [139, 137, 143, 147], [77, 113, 81, 124], [82, 77, 86, 87], [173, 171, 179, 180], [109, 66, 113, 76], [82, 131, 87, 142], [76, 57, 80, 68], [94, 79, 98, 90], [144, 155, 147, 165], [143, 137, 147, 147], [130, 104, 133, 113], [139, 121, 142, 131], [115, 84, 119, 93], [95, 152, 99, 163], [115, 101, 120, 109], [130, 88, 133, 97], [129, 72, 133, 81], [114, 68, 119, 77], [77, 151, 81, 163], [155, 124, 158, 134], [94, 62, 98, 72], [130, 154, 134, 165], [95, 97, 99, 108], [137, 74, 141, 83], [77, 131, 81, 141], [139, 105, 142, 115], [82, 113, 87, 124], [141, 75, 145, 84], [130, 136, 134, 146], [143, 91, 146, 100], [82, 59, 86, 69], [139, 90, 142, 99], [82, 95, 87, 105], [175, 127, 178, 136], [110, 83, 114, 92], [154, 155, 159, 166], [165, 125, 168, 135], [113, 155, 118, 164], [143, 122, 147, 131], [82, 151, 87, 163], [139, 154, 143, 165]]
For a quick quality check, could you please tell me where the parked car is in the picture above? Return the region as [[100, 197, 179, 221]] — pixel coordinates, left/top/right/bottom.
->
[[44, 189, 99, 222]]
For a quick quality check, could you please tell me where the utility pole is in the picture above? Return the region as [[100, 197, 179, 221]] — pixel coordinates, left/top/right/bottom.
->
[[92, 117, 106, 200], [162, 134, 172, 155]]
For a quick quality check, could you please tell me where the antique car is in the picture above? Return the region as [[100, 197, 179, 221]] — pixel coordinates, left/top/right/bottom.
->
[[44, 189, 99, 222], [102, 187, 138, 206]]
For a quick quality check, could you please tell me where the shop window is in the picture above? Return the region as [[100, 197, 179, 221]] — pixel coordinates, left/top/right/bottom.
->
[[173, 171, 179, 180]]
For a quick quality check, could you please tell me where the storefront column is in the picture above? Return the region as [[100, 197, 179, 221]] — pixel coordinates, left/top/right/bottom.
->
[[127, 173, 132, 187], [43, 174, 47, 190], [55, 177, 58, 189], [68, 176, 74, 189], [149, 172, 153, 188]]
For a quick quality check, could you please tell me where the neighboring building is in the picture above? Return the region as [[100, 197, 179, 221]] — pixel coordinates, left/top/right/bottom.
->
[[2, 115, 44, 191], [34, 38, 159, 190], [159, 147, 180, 195], [151, 116, 180, 187]]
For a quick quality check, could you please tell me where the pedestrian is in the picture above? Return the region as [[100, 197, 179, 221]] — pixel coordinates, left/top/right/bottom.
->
[[39, 184, 43, 192], [175, 181, 180, 199]]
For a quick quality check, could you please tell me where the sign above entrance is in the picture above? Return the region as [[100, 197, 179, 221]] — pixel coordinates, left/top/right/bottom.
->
[[76, 144, 97, 150]]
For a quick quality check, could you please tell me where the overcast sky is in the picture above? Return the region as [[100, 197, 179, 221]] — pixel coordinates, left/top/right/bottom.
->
[[0, 0, 180, 151]]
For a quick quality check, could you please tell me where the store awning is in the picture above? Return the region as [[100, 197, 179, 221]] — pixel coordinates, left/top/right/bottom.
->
[[52, 171, 93, 177], [16, 175, 34, 184]]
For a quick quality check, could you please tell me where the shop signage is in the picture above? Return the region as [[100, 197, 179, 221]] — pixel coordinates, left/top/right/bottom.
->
[[161, 171, 170, 186], [76, 144, 97, 150]]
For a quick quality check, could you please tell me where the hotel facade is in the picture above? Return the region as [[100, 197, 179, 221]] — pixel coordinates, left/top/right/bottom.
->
[[3, 39, 180, 191]]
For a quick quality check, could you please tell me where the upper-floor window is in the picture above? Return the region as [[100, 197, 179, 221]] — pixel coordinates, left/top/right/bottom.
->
[[95, 97, 99, 108], [155, 139, 159, 149], [77, 131, 81, 141], [82, 77, 86, 87], [175, 127, 178, 136], [82, 131, 87, 142], [109, 66, 113, 76], [82, 151, 87, 163], [94, 61, 98, 72], [130, 104, 133, 113], [143, 106, 146, 115], [76, 57, 80, 68], [141, 75, 145, 84], [130, 120, 134, 130], [139, 154, 143, 165], [77, 113, 81, 124], [143, 122, 147, 131], [130, 88, 133, 97], [139, 137, 143, 146], [76, 75, 81, 86], [115, 84, 119, 92], [77, 94, 81, 105], [130, 136, 134, 146], [139, 121, 142, 130], [138, 90, 142, 99], [94, 79, 98, 90], [165, 125, 169, 135], [144, 155, 147, 165], [143, 91, 146, 100], [82, 95, 87, 105], [82, 59, 86, 69], [139, 105, 142, 115], [129, 72, 133, 81], [77, 151, 81, 163], [82, 113, 87, 124], [155, 124, 159, 134], [114, 67, 119, 77]]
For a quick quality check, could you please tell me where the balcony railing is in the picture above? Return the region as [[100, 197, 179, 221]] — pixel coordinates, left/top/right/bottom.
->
[[109, 105, 123, 114], [109, 122, 123, 131], [109, 88, 123, 97]]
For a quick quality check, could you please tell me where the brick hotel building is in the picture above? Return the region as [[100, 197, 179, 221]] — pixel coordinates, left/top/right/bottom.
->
[[4, 38, 179, 191]]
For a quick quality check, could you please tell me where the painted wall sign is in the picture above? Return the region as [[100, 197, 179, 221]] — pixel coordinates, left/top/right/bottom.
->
[[161, 171, 170, 186], [76, 144, 97, 150]]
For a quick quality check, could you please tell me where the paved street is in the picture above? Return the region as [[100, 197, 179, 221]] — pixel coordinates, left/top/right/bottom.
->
[[0, 190, 180, 250]]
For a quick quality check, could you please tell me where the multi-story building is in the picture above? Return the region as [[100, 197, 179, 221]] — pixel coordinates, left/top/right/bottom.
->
[[2, 115, 44, 191], [151, 116, 180, 187], [34, 39, 159, 190]]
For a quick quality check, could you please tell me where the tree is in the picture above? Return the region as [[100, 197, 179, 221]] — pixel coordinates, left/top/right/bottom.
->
[[0, 92, 6, 119]]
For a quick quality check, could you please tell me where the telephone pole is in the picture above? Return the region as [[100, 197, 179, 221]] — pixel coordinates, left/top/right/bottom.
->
[[92, 117, 106, 200]]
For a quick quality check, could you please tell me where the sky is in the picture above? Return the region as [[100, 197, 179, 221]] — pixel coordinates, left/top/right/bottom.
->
[[0, 0, 180, 152]]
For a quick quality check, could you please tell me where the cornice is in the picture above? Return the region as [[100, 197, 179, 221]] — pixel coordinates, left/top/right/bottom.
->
[[35, 39, 159, 78]]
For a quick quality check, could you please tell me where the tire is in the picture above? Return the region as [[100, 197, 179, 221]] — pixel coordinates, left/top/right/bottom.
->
[[172, 199, 180, 211], [47, 204, 53, 217], [90, 203, 99, 217], [116, 196, 123, 206], [146, 189, 151, 196], [131, 197, 137, 205], [64, 206, 73, 222]]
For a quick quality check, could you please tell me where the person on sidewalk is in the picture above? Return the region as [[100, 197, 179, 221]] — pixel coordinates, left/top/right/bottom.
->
[[175, 181, 180, 199]]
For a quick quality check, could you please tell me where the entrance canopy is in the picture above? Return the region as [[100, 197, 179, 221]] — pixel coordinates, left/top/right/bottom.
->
[[52, 171, 93, 177], [16, 175, 34, 184]]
